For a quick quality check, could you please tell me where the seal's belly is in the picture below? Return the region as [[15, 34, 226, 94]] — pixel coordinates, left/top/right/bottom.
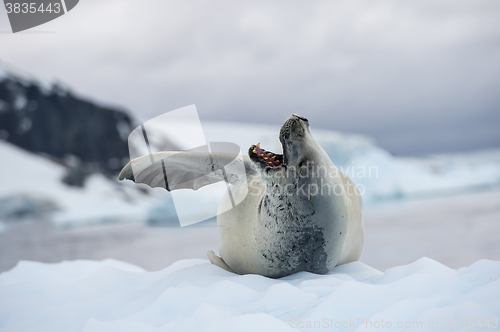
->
[[259, 224, 329, 278], [217, 175, 349, 278], [254, 194, 334, 278]]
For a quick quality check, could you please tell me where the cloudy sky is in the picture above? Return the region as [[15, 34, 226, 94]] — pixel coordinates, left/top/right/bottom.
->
[[1, 0, 499, 155]]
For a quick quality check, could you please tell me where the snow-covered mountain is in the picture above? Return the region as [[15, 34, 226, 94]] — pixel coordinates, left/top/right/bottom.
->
[[0, 61, 136, 185]]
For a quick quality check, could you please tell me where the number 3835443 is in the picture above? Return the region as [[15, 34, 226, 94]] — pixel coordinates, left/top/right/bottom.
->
[[5, 2, 62, 14]]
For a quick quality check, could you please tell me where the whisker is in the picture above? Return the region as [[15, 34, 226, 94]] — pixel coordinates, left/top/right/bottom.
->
[[271, 111, 289, 124], [281, 110, 291, 119]]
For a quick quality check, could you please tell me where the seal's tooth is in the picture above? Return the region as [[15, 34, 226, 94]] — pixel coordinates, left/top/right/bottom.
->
[[271, 156, 276, 160], [256, 142, 261, 148], [253, 149, 257, 154]]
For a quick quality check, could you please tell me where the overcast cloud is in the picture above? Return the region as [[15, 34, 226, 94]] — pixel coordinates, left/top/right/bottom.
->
[[1, 0, 499, 155]]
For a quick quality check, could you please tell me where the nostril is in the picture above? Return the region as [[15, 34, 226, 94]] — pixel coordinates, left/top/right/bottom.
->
[[292, 114, 308, 122]]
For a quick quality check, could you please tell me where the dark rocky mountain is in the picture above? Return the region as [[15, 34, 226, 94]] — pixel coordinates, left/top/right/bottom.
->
[[0, 65, 136, 186]]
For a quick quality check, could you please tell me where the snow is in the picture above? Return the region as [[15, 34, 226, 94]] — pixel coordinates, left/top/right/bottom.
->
[[13, 93, 28, 111], [131, 105, 207, 158], [0, 257, 498, 332], [0, 141, 163, 227]]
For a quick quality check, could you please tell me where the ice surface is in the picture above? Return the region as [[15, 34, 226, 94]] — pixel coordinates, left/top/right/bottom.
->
[[0, 193, 58, 219], [0, 258, 498, 332]]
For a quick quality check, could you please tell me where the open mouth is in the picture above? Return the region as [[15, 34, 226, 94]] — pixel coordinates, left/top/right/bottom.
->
[[249, 143, 284, 168]]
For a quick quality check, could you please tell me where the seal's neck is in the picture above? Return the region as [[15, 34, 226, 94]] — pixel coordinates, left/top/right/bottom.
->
[[258, 169, 317, 227]]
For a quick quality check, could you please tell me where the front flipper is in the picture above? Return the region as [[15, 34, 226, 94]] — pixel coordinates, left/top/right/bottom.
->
[[119, 144, 256, 191]]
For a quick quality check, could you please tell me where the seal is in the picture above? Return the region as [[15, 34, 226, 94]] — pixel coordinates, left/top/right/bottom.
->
[[119, 114, 364, 278]]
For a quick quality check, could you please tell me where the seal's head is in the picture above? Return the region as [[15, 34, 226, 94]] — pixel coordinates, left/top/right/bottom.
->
[[248, 114, 316, 171]]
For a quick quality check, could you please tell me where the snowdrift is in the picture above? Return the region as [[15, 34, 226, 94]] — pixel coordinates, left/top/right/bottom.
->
[[0, 258, 499, 332]]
